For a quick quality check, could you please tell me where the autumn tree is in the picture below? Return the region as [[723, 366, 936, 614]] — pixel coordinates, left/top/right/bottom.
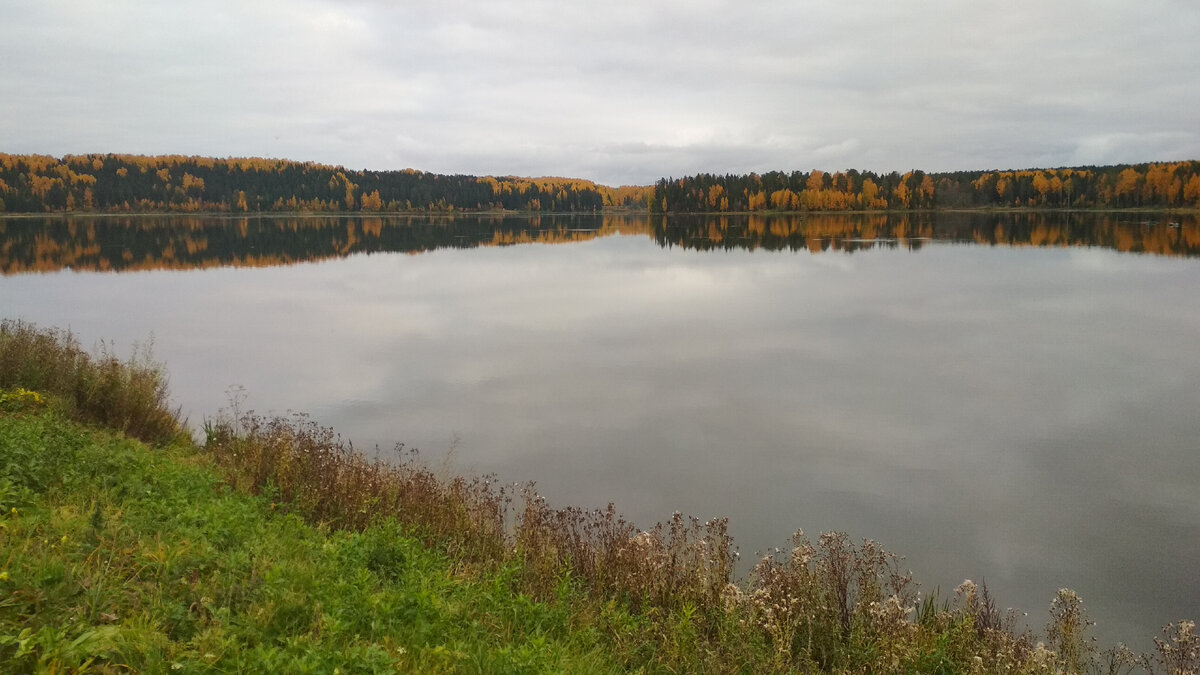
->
[[1114, 168, 1142, 207], [1185, 174, 1200, 206]]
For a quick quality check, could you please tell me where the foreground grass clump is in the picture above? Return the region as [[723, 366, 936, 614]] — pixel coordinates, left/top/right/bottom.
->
[[0, 319, 183, 445], [4, 319, 1198, 673]]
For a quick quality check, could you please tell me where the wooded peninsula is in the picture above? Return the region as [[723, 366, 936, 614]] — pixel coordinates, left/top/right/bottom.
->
[[0, 153, 1197, 214]]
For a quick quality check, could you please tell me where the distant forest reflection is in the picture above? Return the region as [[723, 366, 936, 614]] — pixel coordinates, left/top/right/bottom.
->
[[2, 211, 1198, 275]]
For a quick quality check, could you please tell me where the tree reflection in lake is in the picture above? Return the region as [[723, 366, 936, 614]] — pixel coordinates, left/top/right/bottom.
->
[[2, 211, 1199, 275]]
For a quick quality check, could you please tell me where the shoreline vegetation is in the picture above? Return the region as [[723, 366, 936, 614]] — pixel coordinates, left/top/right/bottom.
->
[[1, 153, 1198, 216], [2, 318, 1198, 672]]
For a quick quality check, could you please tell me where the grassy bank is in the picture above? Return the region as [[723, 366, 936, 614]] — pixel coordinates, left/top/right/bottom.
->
[[0, 396, 629, 672], [1, 319, 1196, 673]]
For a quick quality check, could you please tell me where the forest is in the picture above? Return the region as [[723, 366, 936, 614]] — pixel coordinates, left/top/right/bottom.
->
[[651, 162, 1200, 212], [1, 154, 1198, 214], [0, 154, 650, 214]]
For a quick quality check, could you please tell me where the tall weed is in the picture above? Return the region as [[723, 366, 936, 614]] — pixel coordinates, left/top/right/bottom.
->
[[204, 411, 509, 564], [0, 319, 182, 444]]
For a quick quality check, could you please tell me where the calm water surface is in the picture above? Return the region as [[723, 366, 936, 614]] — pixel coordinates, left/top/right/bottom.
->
[[3, 212, 1198, 646]]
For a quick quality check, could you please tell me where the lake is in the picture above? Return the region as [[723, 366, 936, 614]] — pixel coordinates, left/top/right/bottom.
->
[[2, 211, 1198, 647]]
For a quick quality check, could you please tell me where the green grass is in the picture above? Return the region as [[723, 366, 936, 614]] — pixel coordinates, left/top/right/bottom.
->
[[0, 401, 633, 672], [2, 319, 1197, 673]]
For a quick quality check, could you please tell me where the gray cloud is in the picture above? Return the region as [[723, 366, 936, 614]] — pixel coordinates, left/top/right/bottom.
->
[[2, 0, 1198, 183]]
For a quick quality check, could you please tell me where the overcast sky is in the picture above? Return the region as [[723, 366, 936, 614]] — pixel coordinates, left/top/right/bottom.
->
[[2, 0, 1198, 185]]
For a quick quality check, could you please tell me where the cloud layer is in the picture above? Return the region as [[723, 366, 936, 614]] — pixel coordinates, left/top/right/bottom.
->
[[3, 1, 1198, 184]]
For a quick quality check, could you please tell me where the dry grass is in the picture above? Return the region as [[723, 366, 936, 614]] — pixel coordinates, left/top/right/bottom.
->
[[0, 319, 182, 444], [204, 410, 509, 565], [203, 408, 736, 615], [201, 406, 1199, 673]]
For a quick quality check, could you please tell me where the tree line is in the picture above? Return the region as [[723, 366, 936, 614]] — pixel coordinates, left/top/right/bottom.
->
[[0, 154, 651, 214], [652, 162, 1200, 213], [2, 154, 1198, 215]]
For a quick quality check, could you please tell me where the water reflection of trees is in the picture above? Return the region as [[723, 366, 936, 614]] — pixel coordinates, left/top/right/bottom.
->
[[2, 212, 1198, 275], [654, 212, 1200, 257]]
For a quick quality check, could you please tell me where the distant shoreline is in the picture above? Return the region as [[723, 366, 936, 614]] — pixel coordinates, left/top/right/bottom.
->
[[3, 206, 1198, 219], [3, 154, 1197, 215]]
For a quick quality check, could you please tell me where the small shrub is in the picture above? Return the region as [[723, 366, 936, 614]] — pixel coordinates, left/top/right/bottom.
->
[[1046, 588, 1095, 673], [744, 530, 916, 669], [514, 494, 735, 618], [0, 387, 46, 413], [0, 319, 183, 444], [1154, 619, 1200, 675]]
